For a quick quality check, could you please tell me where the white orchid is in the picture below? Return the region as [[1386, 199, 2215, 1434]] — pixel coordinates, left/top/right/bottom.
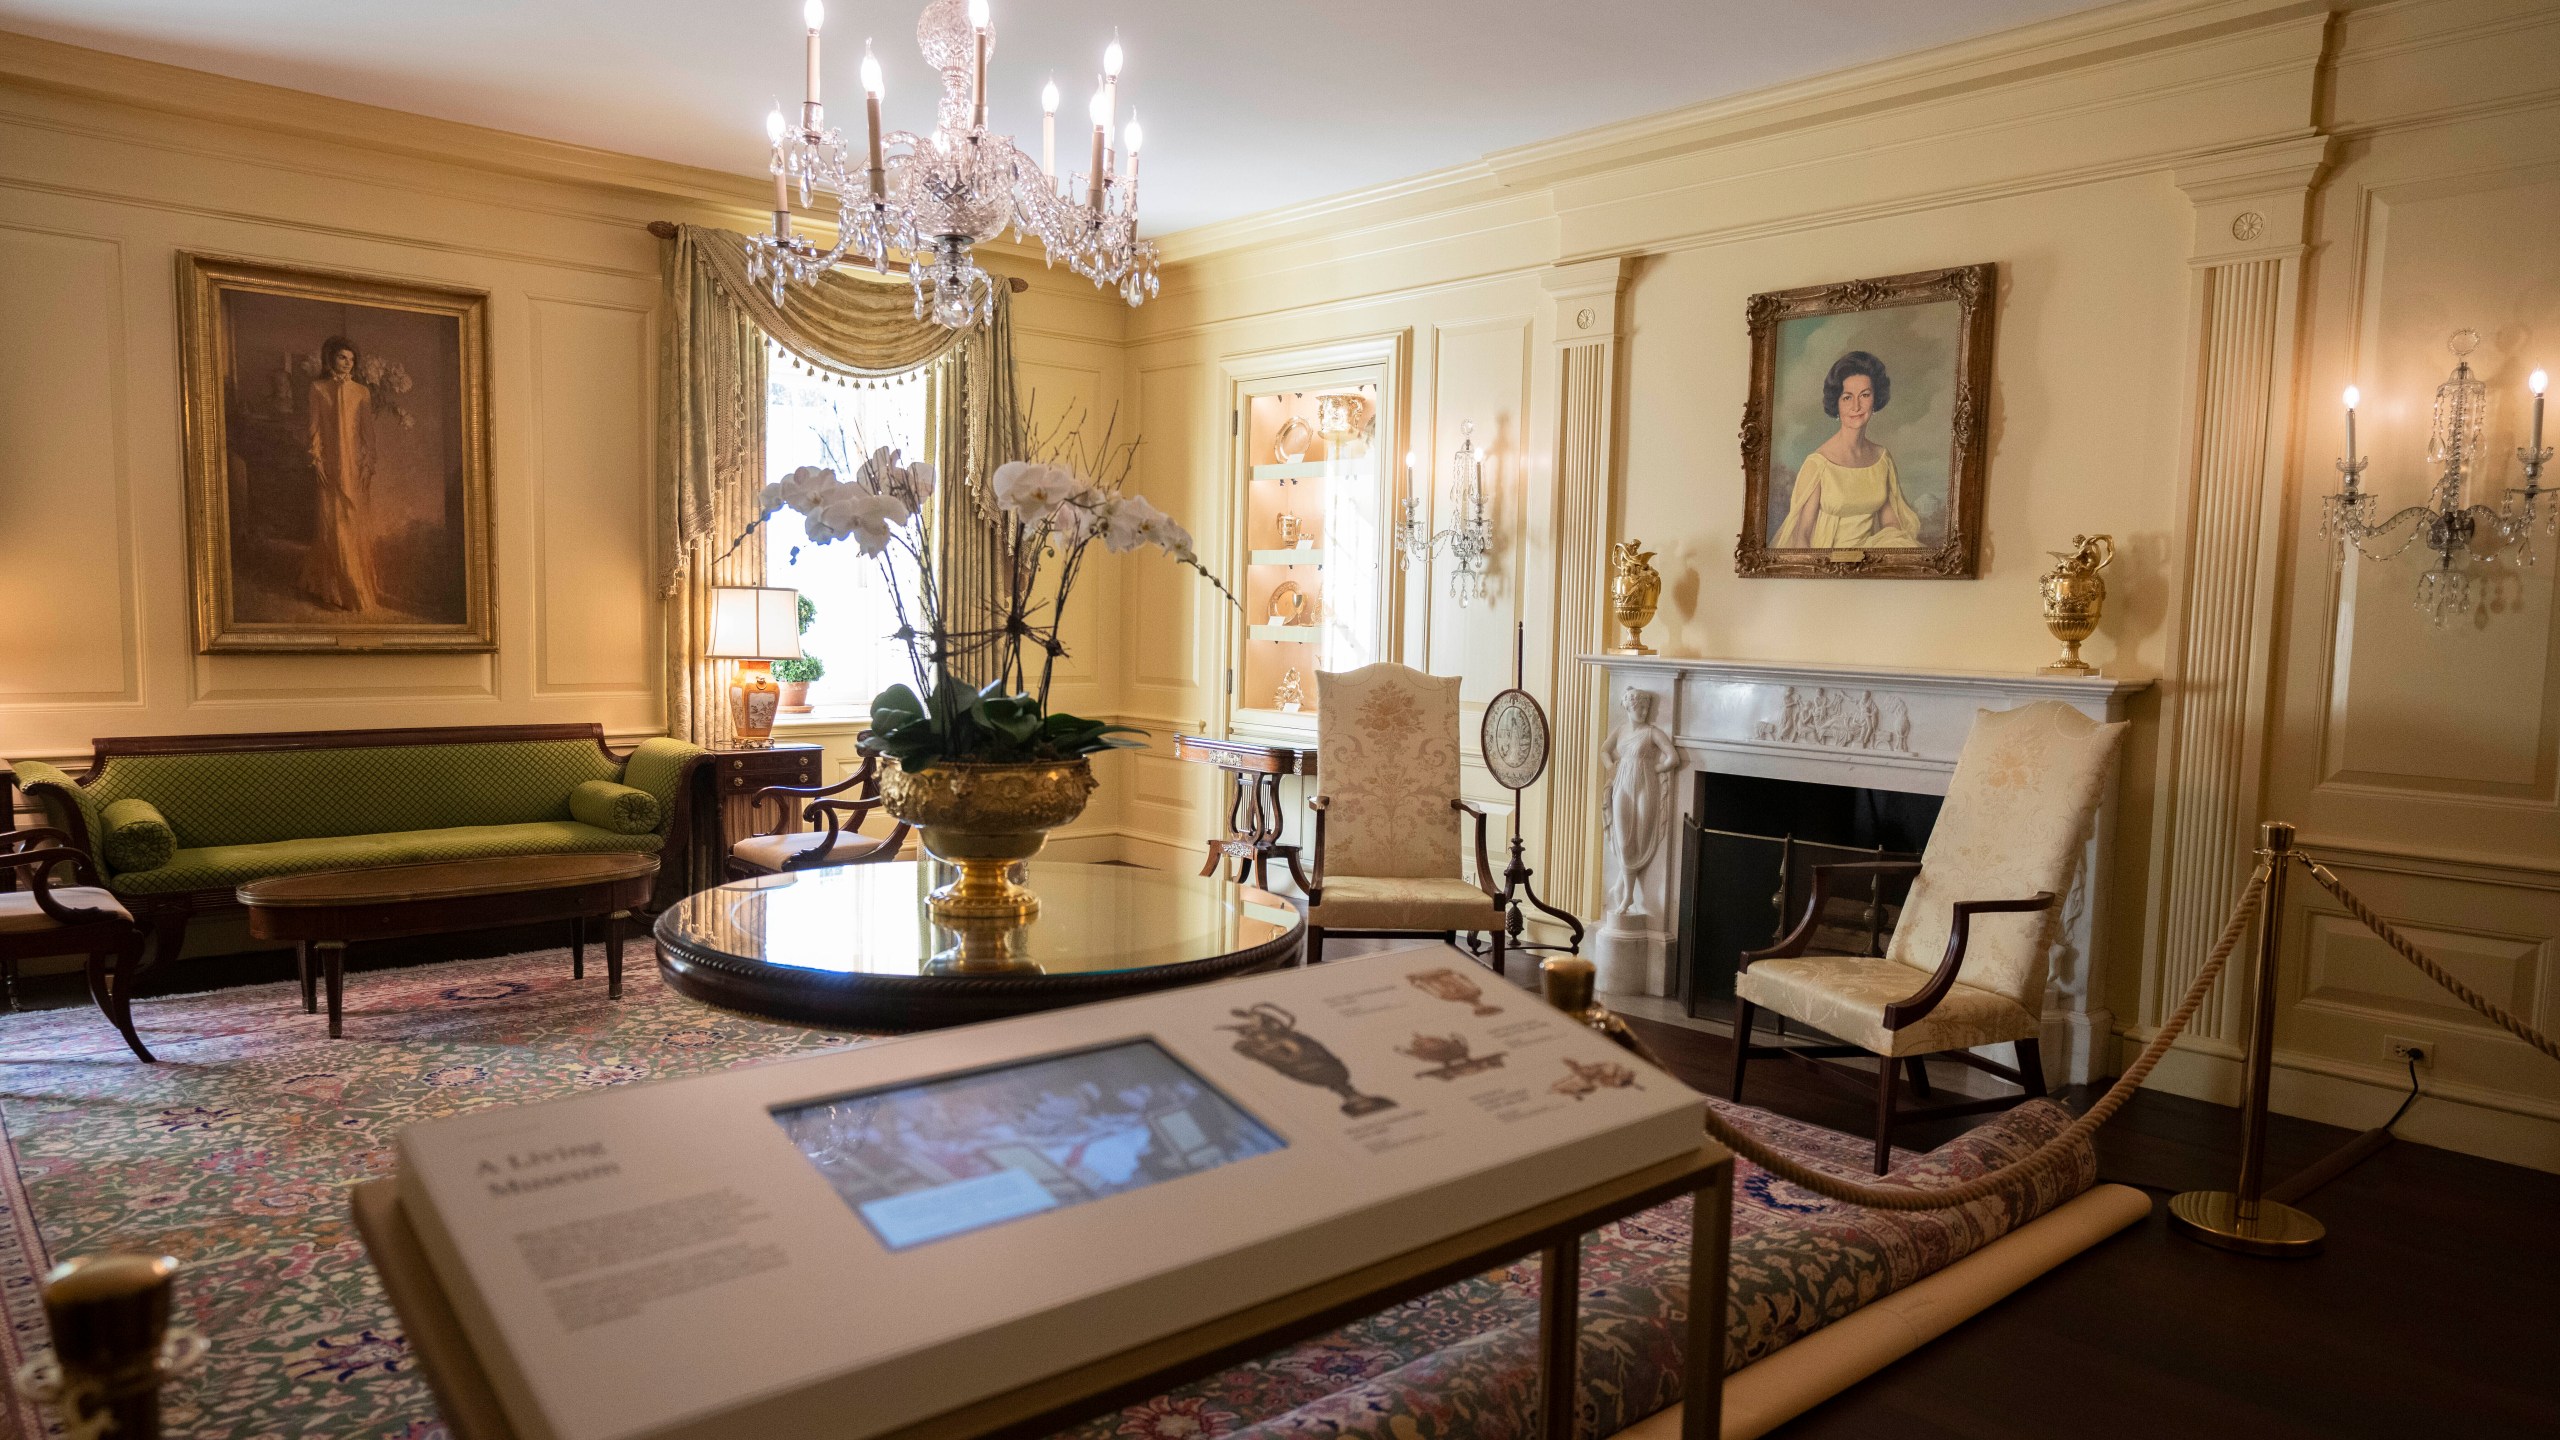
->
[[1096, 494, 1161, 554], [806, 488, 912, 555], [760, 464, 838, 518], [992, 460, 1091, 527]]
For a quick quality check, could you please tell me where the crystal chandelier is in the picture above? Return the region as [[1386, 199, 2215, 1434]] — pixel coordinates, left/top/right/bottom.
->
[[744, 0, 1159, 329], [2324, 330, 2551, 624], [1394, 421, 1495, 608]]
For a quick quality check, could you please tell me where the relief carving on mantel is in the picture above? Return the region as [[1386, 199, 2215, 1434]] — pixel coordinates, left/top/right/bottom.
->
[[1752, 685, 1914, 754]]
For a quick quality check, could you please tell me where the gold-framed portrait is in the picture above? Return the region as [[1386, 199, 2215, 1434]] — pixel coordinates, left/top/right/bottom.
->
[[1735, 263, 1996, 579], [178, 253, 494, 652]]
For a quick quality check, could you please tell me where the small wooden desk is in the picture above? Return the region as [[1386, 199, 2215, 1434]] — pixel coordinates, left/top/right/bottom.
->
[[351, 1141, 1732, 1440], [689, 743, 823, 891], [1170, 735, 1317, 891]]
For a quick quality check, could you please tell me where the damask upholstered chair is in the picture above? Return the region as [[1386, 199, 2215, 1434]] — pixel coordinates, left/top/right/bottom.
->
[[726, 748, 910, 879], [0, 828, 154, 1061], [1298, 664, 1507, 973], [1729, 701, 2125, 1172]]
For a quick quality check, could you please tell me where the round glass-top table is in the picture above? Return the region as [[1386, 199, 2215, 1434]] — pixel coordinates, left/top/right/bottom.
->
[[654, 860, 1303, 1030]]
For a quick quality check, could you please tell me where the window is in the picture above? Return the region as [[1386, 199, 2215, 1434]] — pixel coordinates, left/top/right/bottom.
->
[[764, 351, 930, 714]]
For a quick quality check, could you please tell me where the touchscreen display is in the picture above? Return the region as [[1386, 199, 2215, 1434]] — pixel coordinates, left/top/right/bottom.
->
[[772, 1040, 1286, 1250]]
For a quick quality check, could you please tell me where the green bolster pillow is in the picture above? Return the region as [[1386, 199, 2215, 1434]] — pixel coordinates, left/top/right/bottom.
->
[[100, 798, 176, 873], [569, 780, 660, 836]]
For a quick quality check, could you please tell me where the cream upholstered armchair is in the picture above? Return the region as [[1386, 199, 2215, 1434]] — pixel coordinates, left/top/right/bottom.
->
[[726, 746, 910, 878], [1729, 701, 2125, 1172], [1296, 664, 1508, 973]]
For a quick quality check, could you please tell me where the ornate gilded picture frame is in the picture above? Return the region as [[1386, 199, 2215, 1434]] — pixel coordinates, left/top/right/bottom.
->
[[1735, 263, 1995, 579], [178, 253, 495, 652]]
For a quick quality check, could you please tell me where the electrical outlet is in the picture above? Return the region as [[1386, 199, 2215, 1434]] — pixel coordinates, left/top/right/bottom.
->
[[2385, 1035, 2432, 1067]]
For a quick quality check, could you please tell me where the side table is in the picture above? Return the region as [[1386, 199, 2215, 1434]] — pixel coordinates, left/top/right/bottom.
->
[[689, 743, 823, 894], [1171, 735, 1316, 891]]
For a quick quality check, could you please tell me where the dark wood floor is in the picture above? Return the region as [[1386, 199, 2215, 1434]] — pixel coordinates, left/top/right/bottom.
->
[[1624, 1015, 2560, 1439]]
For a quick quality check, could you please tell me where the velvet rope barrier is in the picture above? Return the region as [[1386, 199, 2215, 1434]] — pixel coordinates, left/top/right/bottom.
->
[[2297, 859, 2560, 1064]]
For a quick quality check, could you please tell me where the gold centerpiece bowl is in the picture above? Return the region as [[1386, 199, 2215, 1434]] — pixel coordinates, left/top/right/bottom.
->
[[877, 756, 1099, 924]]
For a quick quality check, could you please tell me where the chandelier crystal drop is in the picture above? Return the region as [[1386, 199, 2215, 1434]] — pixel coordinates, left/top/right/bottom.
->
[[2323, 329, 2553, 625], [744, 0, 1159, 328]]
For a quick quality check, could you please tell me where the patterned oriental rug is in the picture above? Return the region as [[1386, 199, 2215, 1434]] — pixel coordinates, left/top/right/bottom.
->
[[0, 949, 2042, 1440]]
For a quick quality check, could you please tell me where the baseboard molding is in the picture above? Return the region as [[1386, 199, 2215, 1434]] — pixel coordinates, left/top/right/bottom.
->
[[2135, 1037, 2560, 1176]]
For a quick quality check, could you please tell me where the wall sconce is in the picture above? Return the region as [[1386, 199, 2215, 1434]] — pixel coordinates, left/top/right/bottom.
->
[[2324, 328, 2551, 624], [1393, 420, 1494, 608]]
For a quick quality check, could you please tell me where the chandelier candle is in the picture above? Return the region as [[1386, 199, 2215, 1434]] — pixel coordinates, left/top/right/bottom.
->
[[1040, 76, 1057, 176], [803, 0, 823, 117], [861, 42, 885, 196], [1087, 85, 1107, 209], [1123, 112, 1141, 183], [970, 0, 989, 129]]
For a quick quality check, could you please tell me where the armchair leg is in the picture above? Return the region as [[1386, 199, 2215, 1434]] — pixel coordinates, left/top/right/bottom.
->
[[1871, 1056, 1901, 1175], [89, 941, 154, 1063], [1726, 1000, 1758, 1103], [1303, 925, 1324, 968], [2014, 1037, 2047, 1101], [1488, 926, 1506, 979], [1904, 1056, 1934, 1099]]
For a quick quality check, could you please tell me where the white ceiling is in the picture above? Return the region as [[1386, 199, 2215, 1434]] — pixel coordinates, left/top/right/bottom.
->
[[0, 0, 2120, 234]]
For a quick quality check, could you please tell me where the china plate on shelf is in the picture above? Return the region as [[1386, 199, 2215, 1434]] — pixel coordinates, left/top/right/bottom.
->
[[1266, 581, 1317, 627]]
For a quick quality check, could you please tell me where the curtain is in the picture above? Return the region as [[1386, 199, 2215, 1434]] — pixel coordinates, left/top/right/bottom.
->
[[657, 224, 1024, 737]]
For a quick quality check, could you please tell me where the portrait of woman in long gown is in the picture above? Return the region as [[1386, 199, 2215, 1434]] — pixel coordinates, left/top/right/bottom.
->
[[299, 337, 379, 611], [1771, 350, 1922, 550]]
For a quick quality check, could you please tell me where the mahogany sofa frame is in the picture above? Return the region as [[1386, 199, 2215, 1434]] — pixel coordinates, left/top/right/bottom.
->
[[35, 724, 708, 977], [1728, 858, 2055, 1173]]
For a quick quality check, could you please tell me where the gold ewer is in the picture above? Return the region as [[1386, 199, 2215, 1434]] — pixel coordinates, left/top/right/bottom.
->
[[2038, 534, 2115, 675], [1609, 540, 1662, 656]]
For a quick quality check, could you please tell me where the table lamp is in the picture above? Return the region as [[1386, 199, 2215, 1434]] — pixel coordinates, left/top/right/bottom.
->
[[707, 585, 802, 748]]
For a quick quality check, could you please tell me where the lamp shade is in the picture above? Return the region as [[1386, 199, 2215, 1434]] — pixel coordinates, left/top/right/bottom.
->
[[707, 586, 802, 660]]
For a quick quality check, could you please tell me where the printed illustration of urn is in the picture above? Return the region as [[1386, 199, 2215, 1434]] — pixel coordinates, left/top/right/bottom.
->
[[2038, 533, 2114, 675], [1609, 540, 1661, 656], [1398, 1032, 1508, 1081], [1407, 967, 1503, 1017], [1220, 1003, 1396, 1116]]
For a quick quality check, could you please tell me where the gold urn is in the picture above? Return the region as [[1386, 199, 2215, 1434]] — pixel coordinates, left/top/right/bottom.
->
[[877, 757, 1098, 924], [2038, 534, 2116, 675], [1609, 539, 1662, 656]]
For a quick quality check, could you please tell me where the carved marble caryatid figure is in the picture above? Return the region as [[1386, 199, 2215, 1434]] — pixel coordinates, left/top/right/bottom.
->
[[1600, 687, 1681, 917]]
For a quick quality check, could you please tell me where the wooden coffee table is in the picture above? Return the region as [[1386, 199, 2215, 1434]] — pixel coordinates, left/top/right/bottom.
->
[[238, 853, 660, 1037]]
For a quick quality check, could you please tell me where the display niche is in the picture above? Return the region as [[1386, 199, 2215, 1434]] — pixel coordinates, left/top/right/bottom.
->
[[1232, 374, 1390, 740]]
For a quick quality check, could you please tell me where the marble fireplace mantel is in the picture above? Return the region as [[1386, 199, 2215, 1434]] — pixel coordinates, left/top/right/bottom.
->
[[1578, 653, 2150, 1085]]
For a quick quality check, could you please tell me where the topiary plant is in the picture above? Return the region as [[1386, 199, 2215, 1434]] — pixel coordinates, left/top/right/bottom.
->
[[774, 594, 823, 684]]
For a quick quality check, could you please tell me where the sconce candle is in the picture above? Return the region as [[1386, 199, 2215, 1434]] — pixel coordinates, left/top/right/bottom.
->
[[2342, 385, 2359, 472], [2533, 369, 2548, 457]]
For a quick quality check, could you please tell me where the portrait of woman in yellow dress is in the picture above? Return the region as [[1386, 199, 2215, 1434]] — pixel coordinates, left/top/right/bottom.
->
[[1772, 351, 1921, 550], [1739, 264, 1993, 579]]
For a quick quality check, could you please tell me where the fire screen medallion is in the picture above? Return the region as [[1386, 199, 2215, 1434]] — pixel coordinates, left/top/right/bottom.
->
[[1481, 687, 1551, 793]]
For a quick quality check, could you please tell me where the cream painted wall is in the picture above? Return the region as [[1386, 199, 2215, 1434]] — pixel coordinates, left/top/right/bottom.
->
[[1123, 0, 2560, 1169]]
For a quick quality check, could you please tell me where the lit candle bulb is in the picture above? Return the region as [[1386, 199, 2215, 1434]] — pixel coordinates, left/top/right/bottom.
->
[[1122, 110, 1141, 184], [860, 41, 885, 198], [1086, 84, 1108, 209], [1102, 32, 1122, 133], [1040, 76, 1058, 177], [2532, 368, 2548, 459], [803, 0, 824, 115], [969, 0, 990, 131], [2342, 385, 2359, 471]]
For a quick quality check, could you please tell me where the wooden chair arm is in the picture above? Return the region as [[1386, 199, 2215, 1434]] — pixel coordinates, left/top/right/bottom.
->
[[1881, 891, 2056, 1030], [747, 755, 880, 834], [2, 845, 121, 924], [1452, 799, 1499, 902], [1300, 795, 1330, 902], [1738, 860, 1925, 969]]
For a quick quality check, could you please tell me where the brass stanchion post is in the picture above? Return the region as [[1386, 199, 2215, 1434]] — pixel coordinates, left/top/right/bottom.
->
[[2168, 822, 2326, 1257]]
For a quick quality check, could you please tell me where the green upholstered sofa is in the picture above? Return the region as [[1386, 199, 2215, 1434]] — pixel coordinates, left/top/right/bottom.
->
[[11, 724, 706, 967]]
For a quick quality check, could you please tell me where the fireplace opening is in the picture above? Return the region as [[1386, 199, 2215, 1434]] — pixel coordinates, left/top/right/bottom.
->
[[1673, 772, 1943, 1021]]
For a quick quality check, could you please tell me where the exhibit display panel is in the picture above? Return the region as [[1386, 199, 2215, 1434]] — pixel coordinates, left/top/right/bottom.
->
[[395, 950, 1703, 1440]]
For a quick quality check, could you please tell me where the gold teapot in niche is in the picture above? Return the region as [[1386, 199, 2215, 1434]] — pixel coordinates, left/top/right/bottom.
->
[[2038, 534, 2115, 675]]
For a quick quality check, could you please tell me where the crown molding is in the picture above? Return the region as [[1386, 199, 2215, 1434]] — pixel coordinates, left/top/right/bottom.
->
[[1142, 0, 2331, 269]]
